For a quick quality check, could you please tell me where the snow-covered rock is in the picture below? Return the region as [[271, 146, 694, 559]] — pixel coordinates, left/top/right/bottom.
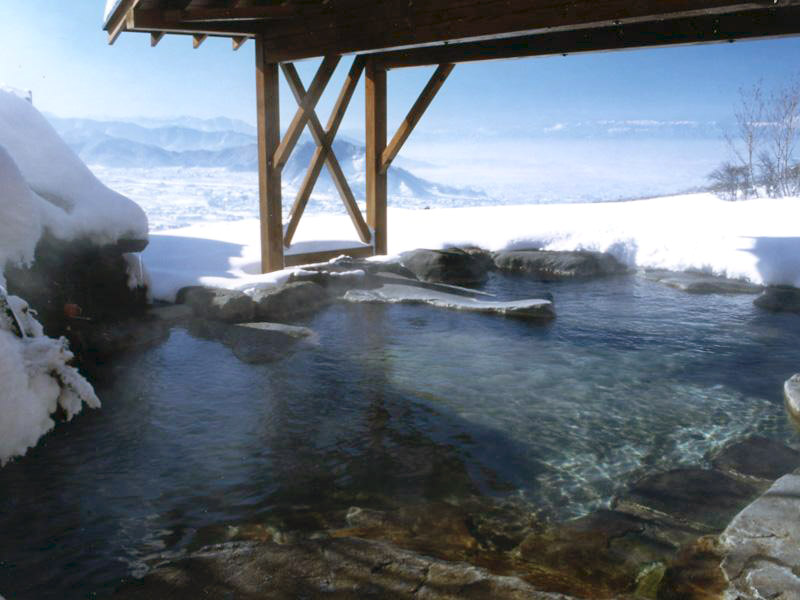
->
[[0, 89, 147, 252], [0, 89, 148, 465]]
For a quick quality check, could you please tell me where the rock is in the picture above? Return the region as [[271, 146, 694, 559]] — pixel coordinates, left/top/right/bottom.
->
[[711, 436, 800, 483], [4, 232, 148, 340], [344, 275, 555, 320], [400, 248, 492, 285], [514, 509, 678, 597], [754, 285, 800, 313], [67, 316, 169, 366], [111, 537, 568, 600], [785, 374, 800, 425], [719, 473, 800, 599], [612, 469, 760, 533], [148, 303, 194, 324], [644, 270, 763, 294], [251, 281, 330, 322], [657, 536, 727, 600], [177, 286, 255, 323], [494, 250, 628, 281], [188, 320, 316, 364]]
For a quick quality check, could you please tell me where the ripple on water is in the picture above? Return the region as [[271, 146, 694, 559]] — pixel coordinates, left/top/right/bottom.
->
[[0, 274, 798, 599]]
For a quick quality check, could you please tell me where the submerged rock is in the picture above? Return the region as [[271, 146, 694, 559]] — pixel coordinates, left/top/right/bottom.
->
[[711, 436, 800, 483], [753, 285, 800, 313], [344, 274, 555, 320], [644, 270, 763, 294], [612, 468, 760, 533], [112, 538, 567, 600], [494, 250, 627, 281], [400, 248, 493, 285], [177, 286, 255, 323], [719, 473, 800, 599], [188, 319, 316, 364], [251, 281, 330, 322]]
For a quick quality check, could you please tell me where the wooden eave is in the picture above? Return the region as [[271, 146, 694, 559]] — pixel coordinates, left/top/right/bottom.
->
[[106, 1, 800, 63]]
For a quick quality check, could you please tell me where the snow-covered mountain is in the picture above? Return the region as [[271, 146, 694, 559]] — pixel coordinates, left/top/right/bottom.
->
[[47, 116, 488, 203]]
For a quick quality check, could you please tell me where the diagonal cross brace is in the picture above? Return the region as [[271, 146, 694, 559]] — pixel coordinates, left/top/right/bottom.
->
[[381, 63, 454, 174], [281, 58, 372, 247], [273, 55, 339, 171]]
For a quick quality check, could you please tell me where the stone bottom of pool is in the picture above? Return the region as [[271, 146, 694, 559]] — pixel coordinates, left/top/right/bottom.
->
[[2, 252, 800, 599]]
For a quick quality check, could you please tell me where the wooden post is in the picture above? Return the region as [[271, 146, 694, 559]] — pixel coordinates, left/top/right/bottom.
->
[[365, 59, 387, 255], [255, 36, 284, 272]]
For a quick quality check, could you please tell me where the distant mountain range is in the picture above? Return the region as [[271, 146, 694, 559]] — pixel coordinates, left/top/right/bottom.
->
[[47, 115, 487, 203]]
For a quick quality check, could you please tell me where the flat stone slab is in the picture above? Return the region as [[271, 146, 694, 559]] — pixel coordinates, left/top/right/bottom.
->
[[720, 473, 800, 599], [188, 319, 317, 364], [644, 270, 763, 294], [112, 538, 571, 600], [344, 278, 555, 320]]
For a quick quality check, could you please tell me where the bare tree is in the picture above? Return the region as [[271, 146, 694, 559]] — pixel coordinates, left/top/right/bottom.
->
[[712, 76, 800, 200], [765, 77, 800, 197]]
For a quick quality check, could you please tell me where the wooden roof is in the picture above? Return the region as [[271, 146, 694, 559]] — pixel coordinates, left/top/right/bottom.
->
[[105, 1, 800, 65]]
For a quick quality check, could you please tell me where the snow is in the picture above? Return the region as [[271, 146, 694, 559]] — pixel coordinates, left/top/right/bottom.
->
[[0, 90, 148, 249], [0, 89, 145, 465], [141, 193, 800, 302], [103, 0, 120, 23], [0, 290, 100, 466]]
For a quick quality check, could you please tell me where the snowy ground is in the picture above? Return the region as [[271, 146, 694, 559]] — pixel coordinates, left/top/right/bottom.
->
[[141, 193, 800, 301]]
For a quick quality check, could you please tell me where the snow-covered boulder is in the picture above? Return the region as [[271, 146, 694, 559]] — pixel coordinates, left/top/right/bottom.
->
[[0, 88, 149, 339], [0, 89, 147, 250]]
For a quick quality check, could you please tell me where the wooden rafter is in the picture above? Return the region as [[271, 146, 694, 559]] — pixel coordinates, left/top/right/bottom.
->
[[372, 6, 800, 68], [381, 63, 454, 174], [255, 0, 800, 63], [232, 35, 248, 50], [150, 31, 165, 47], [282, 57, 371, 248], [107, 0, 142, 44], [169, 6, 298, 22], [272, 55, 339, 171], [192, 33, 208, 48]]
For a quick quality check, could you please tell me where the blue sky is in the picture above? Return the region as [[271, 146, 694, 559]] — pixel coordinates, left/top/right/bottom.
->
[[1, 1, 799, 136]]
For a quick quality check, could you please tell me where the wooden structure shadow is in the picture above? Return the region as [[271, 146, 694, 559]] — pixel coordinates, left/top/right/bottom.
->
[[105, 0, 800, 272]]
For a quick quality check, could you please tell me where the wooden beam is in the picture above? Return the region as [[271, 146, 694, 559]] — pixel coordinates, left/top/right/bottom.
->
[[150, 31, 165, 47], [273, 55, 339, 171], [365, 59, 388, 256], [282, 57, 370, 248], [256, 0, 800, 63], [284, 245, 374, 267], [106, 0, 142, 44], [232, 35, 248, 51], [192, 33, 207, 48], [372, 6, 800, 68], [381, 63, 453, 174], [171, 6, 298, 22], [255, 36, 284, 273]]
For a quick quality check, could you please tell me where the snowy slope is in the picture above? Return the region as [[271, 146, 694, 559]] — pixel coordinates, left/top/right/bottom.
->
[[141, 193, 800, 301]]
